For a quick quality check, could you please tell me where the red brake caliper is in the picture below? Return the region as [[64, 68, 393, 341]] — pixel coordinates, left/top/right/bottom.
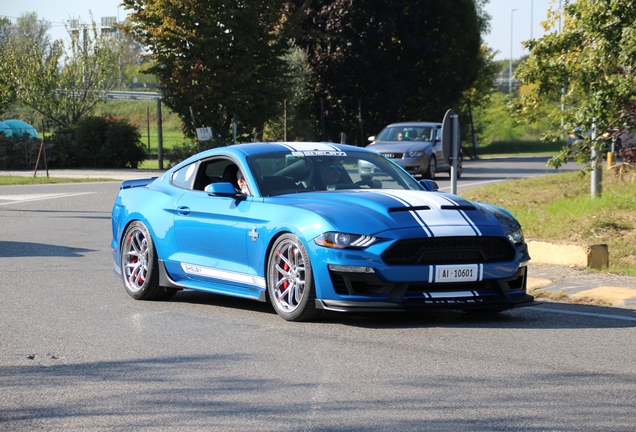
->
[[277, 250, 290, 292]]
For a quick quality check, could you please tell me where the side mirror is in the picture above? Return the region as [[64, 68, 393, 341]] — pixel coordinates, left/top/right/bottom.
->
[[419, 179, 439, 191], [368, 136, 376, 142], [205, 182, 239, 197]]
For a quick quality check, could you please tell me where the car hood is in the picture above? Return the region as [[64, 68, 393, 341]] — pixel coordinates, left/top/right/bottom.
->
[[367, 141, 433, 153], [271, 189, 520, 237]]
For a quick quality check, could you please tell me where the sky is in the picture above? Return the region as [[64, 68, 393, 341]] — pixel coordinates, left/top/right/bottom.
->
[[1, 0, 561, 61]]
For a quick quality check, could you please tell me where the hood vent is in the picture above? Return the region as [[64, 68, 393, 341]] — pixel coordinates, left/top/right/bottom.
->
[[389, 205, 430, 213]]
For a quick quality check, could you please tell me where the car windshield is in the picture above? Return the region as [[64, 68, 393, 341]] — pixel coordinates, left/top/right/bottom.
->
[[376, 126, 435, 142], [247, 151, 422, 196]]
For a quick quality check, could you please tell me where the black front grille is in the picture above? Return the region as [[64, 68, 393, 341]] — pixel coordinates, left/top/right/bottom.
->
[[382, 236, 515, 265], [382, 152, 403, 159]]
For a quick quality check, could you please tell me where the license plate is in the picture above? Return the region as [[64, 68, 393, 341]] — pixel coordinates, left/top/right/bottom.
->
[[435, 265, 478, 282]]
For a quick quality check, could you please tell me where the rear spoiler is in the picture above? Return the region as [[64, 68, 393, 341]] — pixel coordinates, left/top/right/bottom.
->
[[120, 177, 158, 190]]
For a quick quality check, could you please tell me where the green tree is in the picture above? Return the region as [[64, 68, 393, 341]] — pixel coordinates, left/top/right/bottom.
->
[[0, 20, 17, 110], [513, 0, 636, 168], [291, 0, 488, 144], [263, 45, 318, 142], [0, 14, 51, 110], [3, 13, 121, 128], [121, 0, 290, 144], [27, 20, 119, 128]]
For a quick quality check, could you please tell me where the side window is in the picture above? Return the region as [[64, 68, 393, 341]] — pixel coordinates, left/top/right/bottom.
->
[[193, 158, 240, 191], [171, 163, 197, 189]]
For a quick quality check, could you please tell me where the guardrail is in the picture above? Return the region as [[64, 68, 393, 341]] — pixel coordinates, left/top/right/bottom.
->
[[106, 91, 161, 101]]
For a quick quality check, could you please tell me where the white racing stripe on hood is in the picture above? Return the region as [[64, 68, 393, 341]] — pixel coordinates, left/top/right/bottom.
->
[[370, 190, 481, 236], [434, 193, 482, 236], [279, 142, 342, 152], [373, 190, 434, 237]]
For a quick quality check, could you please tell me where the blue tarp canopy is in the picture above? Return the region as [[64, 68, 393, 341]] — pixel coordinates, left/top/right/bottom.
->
[[0, 121, 12, 137], [3, 119, 38, 138]]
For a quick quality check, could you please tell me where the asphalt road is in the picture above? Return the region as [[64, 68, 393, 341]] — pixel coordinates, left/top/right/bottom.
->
[[2, 159, 636, 431]]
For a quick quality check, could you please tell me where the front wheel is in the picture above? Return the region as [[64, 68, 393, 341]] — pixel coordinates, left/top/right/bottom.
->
[[424, 156, 437, 179], [120, 221, 164, 300], [267, 234, 321, 322]]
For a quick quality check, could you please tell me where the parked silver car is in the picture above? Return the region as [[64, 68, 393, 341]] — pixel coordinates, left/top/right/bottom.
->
[[363, 122, 463, 180]]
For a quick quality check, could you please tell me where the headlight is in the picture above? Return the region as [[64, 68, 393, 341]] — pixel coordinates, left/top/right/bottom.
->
[[508, 228, 524, 244], [315, 232, 378, 249], [407, 151, 423, 157]]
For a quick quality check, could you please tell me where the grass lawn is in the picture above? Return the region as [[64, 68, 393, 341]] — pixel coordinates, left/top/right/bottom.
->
[[461, 163, 636, 276]]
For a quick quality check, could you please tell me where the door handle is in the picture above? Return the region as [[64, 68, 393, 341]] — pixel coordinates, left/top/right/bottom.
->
[[177, 206, 190, 215]]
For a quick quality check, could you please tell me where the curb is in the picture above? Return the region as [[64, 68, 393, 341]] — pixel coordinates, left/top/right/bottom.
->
[[527, 241, 609, 269]]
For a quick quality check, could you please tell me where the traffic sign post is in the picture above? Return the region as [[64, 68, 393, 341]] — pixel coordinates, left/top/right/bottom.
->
[[441, 109, 460, 194]]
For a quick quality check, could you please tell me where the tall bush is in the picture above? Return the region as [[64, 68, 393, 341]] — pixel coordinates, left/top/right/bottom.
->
[[0, 133, 41, 170], [48, 115, 146, 168]]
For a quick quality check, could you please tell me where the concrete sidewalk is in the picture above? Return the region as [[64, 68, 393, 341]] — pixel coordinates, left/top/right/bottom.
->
[[1, 169, 166, 181], [528, 263, 636, 308]]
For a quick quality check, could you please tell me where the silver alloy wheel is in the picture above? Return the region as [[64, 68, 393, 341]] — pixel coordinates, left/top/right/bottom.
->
[[269, 237, 307, 313], [122, 225, 150, 293]]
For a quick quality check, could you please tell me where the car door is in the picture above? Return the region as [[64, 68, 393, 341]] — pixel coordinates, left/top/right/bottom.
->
[[432, 125, 448, 170], [172, 157, 254, 291]]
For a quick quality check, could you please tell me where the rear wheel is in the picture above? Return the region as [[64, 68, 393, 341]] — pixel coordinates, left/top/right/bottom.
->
[[424, 156, 437, 179], [267, 234, 321, 322], [121, 221, 164, 300]]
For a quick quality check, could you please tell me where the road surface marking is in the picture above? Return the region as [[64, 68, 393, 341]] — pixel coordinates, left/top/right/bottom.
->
[[0, 192, 95, 206], [536, 306, 636, 322]]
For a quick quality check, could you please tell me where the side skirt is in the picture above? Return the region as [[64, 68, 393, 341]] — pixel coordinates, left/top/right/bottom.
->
[[158, 260, 267, 302]]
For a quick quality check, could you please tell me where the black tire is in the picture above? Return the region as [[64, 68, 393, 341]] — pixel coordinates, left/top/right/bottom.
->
[[120, 221, 163, 300], [267, 234, 321, 322], [456, 153, 463, 179], [156, 287, 179, 300], [424, 156, 437, 179]]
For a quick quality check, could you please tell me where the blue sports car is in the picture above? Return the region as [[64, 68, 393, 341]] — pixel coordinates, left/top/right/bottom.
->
[[111, 142, 534, 321]]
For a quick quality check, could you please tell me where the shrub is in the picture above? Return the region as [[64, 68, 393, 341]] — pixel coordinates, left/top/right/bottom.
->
[[0, 133, 42, 170], [48, 115, 147, 169]]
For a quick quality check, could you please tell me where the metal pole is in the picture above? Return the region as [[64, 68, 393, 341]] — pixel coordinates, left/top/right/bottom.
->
[[146, 105, 150, 151], [450, 114, 459, 195], [560, 0, 565, 135], [509, 9, 517, 94], [284, 99, 287, 142], [232, 116, 237, 144], [358, 99, 364, 147], [591, 123, 602, 198], [320, 98, 326, 141], [156, 98, 163, 170]]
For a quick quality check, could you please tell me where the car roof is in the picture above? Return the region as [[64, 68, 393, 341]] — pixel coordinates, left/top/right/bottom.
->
[[170, 142, 369, 172], [384, 122, 441, 128]]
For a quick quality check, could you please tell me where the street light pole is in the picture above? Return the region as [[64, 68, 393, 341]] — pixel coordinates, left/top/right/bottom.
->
[[509, 9, 517, 94], [531, 0, 533, 40]]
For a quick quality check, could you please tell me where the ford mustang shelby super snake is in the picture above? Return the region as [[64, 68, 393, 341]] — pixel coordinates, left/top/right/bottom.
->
[[111, 142, 534, 321]]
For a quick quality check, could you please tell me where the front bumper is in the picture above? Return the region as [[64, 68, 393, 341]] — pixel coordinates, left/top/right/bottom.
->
[[315, 265, 534, 312]]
